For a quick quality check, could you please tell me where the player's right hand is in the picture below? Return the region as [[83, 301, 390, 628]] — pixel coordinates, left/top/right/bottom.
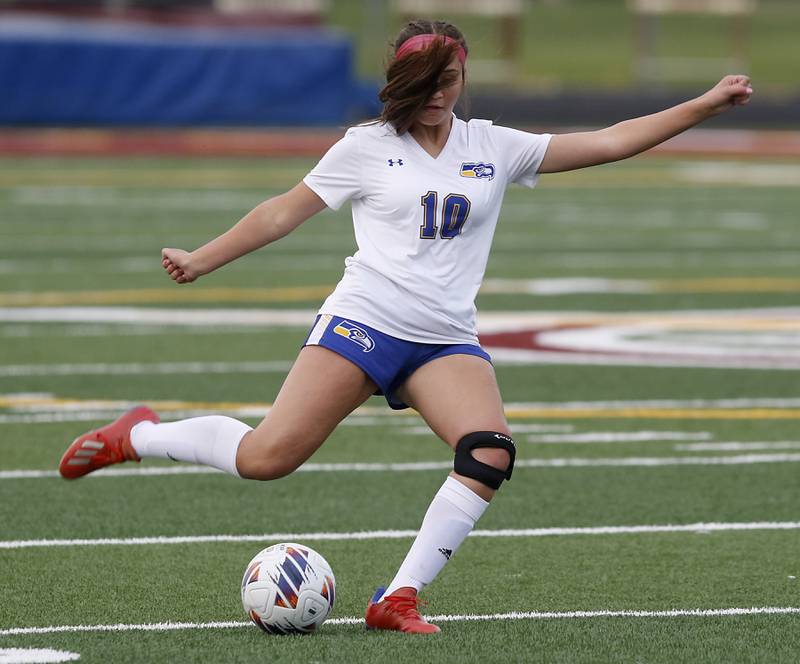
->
[[161, 247, 197, 284]]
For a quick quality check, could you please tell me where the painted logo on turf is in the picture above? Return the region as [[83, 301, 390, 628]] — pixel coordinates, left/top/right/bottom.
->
[[333, 320, 375, 352], [460, 162, 495, 180]]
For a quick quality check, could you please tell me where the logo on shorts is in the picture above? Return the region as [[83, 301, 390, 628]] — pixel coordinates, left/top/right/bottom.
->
[[333, 320, 375, 352], [460, 162, 495, 180]]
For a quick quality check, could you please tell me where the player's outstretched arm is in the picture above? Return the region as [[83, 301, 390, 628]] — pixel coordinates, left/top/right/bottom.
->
[[162, 182, 327, 284], [538, 75, 753, 174]]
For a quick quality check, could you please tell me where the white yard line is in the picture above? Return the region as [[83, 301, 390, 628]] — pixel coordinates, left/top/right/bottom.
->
[[3, 393, 800, 414], [403, 429, 711, 442], [0, 361, 292, 377], [675, 441, 800, 452], [2, 606, 799, 636], [525, 431, 712, 443], [2, 521, 800, 550], [504, 398, 800, 410], [5, 453, 800, 481], [2, 395, 798, 427], [2, 306, 798, 328], [510, 424, 575, 433]]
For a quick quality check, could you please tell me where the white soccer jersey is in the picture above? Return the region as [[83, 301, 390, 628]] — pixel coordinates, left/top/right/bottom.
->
[[303, 116, 551, 344]]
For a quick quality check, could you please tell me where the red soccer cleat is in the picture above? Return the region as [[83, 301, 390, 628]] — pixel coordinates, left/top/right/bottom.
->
[[365, 587, 440, 634], [59, 406, 159, 480]]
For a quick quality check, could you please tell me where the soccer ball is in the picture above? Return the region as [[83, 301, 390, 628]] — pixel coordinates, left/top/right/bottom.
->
[[241, 542, 336, 634]]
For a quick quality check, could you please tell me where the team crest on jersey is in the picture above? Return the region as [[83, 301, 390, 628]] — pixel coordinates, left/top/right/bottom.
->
[[333, 320, 375, 352], [460, 162, 495, 180]]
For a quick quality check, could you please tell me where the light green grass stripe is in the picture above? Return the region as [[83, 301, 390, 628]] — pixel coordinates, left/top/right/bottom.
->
[[5, 453, 800, 481], [3, 521, 800, 550], [4, 607, 800, 637]]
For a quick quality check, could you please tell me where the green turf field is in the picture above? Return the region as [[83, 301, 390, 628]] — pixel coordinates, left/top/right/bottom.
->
[[1, 154, 799, 663]]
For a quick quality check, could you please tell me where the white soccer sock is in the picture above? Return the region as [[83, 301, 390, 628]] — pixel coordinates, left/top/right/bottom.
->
[[383, 476, 489, 597], [130, 416, 252, 477]]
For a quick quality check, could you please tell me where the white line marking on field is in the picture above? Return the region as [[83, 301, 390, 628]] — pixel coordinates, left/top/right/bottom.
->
[[3, 393, 799, 418], [524, 431, 713, 444], [503, 398, 800, 410], [0, 649, 80, 663], [2, 521, 799, 550], [2, 306, 797, 329], [676, 162, 800, 187], [0, 307, 316, 327], [481, 277, 655, 295], [11, 187, 259, 210], [0, 411, 243, 425], [5, 452, 800, 481], [675, 441, 800, 452], [0, 361, 292, 378], [2, 606, 799, 636], [511, 424, 575, 433], [0, 412, 421, 426], [404, 429, 710, 442]]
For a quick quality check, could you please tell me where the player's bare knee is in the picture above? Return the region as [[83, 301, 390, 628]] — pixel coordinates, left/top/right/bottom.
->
[[236, 431, 306, 481], [470, 447, 511, 472], [454, 431, 516, 491], [238, 458, 297, 481]]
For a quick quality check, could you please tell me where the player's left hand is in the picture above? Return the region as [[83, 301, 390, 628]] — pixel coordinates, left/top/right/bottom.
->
[[700, 75, 753, 116]]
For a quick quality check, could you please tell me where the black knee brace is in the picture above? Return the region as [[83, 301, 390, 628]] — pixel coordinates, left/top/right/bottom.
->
[[454, 431, 516, 490]]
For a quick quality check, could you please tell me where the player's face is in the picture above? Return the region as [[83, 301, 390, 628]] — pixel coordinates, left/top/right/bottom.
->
[[416, 55, 464, 127]]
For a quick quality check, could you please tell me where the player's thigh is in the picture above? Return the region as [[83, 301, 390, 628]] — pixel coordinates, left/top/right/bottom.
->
[[237, 345, 377, 477], [396, 353, 510, 448]]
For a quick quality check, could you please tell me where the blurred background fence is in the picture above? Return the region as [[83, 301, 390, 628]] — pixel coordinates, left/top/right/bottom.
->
[[0, 0, 797, 128]]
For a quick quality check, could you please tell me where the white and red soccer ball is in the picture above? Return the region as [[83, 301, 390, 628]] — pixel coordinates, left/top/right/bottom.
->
[[241, 543, 336, 634]]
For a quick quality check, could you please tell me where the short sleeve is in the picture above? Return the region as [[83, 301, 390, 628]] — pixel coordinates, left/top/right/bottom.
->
[[303, 128, 363, 210], [491, 125, 552, 189]]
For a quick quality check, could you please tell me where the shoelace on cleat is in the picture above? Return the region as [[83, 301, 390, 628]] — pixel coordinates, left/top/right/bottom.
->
[[383, 594, 428, 620]]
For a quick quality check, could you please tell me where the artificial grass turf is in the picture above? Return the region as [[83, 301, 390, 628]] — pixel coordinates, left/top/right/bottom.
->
[[3, 532, 800, 663], [2, 154, 799, 662]]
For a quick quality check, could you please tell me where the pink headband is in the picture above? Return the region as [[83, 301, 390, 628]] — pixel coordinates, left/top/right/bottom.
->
[[395, 34, 467, 65]]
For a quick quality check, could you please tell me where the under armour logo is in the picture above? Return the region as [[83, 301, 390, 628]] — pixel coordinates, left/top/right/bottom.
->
[[438, 547, 453, 560], [387, 158, 404, 166]]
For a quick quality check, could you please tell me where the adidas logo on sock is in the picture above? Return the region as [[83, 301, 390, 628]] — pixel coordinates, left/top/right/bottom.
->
[[438, 547, 453, 560]]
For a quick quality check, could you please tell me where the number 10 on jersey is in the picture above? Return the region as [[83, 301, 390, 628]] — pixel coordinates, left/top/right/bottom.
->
[[419, 191, 472, 240]]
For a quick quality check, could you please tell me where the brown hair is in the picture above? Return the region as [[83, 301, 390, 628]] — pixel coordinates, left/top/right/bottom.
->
[[378, 20, 468, 135]]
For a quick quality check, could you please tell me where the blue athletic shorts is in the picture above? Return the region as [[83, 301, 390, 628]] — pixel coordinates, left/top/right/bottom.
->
[[303, 314, 492, 410]]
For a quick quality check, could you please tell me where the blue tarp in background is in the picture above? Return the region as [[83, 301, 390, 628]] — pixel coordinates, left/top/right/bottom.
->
[[0, 15, 374, 126]]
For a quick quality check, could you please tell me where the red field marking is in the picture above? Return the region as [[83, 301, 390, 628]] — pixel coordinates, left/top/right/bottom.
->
[[0, 129, 340, 157], [1, 128, 799, 158]]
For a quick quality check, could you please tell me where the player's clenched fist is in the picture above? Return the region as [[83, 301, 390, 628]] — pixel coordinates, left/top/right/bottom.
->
[[161, 247, 197, 284], [700, 75, 753, 116]]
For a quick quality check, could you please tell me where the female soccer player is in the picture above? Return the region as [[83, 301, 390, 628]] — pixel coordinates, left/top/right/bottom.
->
[[59, 19, 752, 633]]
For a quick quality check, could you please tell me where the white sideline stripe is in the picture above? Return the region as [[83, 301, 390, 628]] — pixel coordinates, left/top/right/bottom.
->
[[505, 398, 800, 410], [2, 521, 800, 550], [2, 306, 798, 327], [5, 452, 800, 480], [676, 441, 800, 451], [404, 429, 713, 443], [2, 606, 800, 636], [0, 361, 293, 377], [3, 394, 800, 414], [527, 431, 712, 443], [0, 412, 422, 426]]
